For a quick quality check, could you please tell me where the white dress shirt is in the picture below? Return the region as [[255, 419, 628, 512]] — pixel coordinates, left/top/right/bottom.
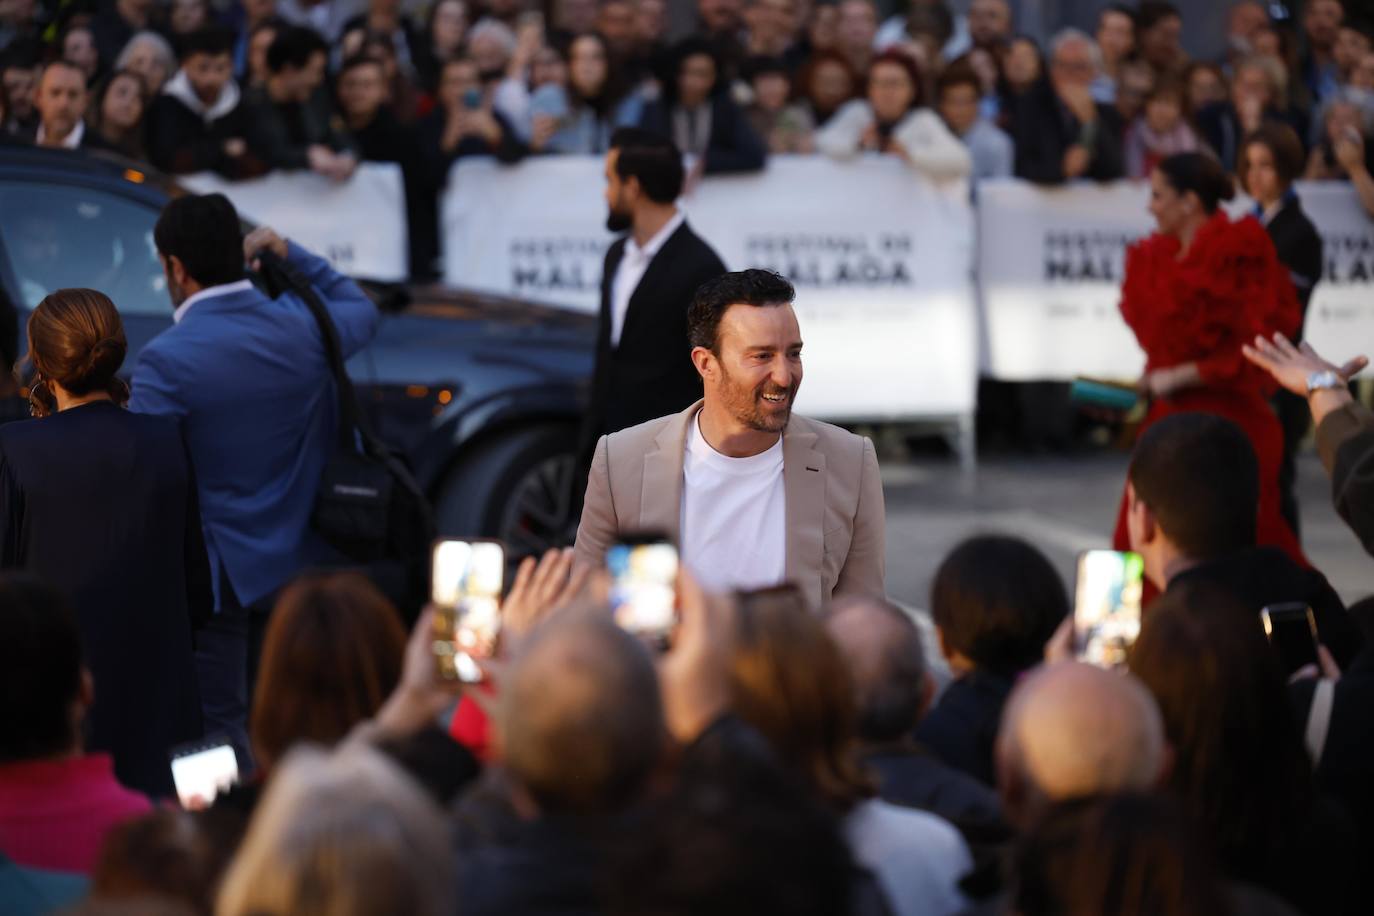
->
[[609, 209, 685, 348], [173, 279, 255, 324], [680, 410, 787, 592], [35, 120, 84, 149]]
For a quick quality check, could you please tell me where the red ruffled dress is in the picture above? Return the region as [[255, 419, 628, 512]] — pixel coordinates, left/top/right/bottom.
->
[[1112, 211, 1307, 566]]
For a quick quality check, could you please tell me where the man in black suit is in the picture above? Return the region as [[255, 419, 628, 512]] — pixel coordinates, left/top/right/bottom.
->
[[1012, 29, 1124, 184], [590, 127, 726, 437]]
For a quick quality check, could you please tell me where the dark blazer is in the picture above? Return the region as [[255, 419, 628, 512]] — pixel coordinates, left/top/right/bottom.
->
[[146, 91, 265, 179], [638, 93, 767, 174], [590, 220, 726, 436], [243, 86, 358, 171], [1011, 82, 1123, 184], [1263, 195, 1324, 315], [1168, 546, 1362, 668], [913, 670, 1015, 787], [128, 243, 378, 608], [0, 402, 210, 798], [1197, 102, 1308, 171], [1317, 402, 1374, 558]]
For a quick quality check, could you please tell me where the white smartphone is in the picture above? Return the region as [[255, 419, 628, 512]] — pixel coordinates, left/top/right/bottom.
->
[[431, 539, 505, 683], [169, 738, 239, 810], [1073, 549, 1145, 669]]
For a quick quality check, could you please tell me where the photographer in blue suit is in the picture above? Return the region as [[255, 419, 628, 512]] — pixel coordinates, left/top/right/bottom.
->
[[130, 193, 378, 764]]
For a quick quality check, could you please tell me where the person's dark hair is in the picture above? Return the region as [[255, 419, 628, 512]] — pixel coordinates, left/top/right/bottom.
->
[[662, 35, 721, 105], [1137, 0, 1182, 33], [607, 720, 856, 916], [609, 125, 685, 202], [178, 24, 235, 61], [1012, 794, 1227, 916], [153, 193, 245, 288], [935, 60, 983, 101], [729, 584, 873, 812], [1099, 2, 1139, 30], [250, 573, 407, 772], [266, 25, 328, 74], [1155, 151, 1235, 214], [831, 598, 929, 743], [741, 54, 789, 84], [1240, 122, 1306, 192], [564, 31, 627, 113], [92, 809, 238, 915], [26, 288, 130, 415], [867, 48, 925, 110], [1127, 412, 1258, 558], [338, 52, 384, 80], [797, 48, 859, 117], [0, 574, 84, 763], [501, 615, 664, 815], [687, 269, 795, 352], [1128, 582, 1314, 879], [0, 36, 44, 72], [930, 535, 1068, 678]]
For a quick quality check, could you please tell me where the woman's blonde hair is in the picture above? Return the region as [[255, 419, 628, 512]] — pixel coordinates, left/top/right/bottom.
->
[[215, 744, 449, 916]]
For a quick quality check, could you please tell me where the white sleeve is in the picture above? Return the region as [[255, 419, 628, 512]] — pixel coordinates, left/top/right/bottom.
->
[[895, 109, 974, 180], [814, 101, 873, 160]]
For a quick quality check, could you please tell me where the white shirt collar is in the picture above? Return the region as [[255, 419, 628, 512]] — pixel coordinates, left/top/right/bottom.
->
[[625, 209, 685, 261], [36, 120, 84, 149], [173, 279, 255, 323]]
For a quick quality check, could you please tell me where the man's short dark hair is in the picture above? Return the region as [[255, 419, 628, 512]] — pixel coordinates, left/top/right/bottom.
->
[[154, 194, 245, 288], [338, 53, 384, 80], [0, 37, 43, 72], [609, 126, 685, 204], [931, 535, 1069, 678], [687, 269, 796, 351], [0, 575, 84, 763], [935, 61, 982, 100], [1127, 413, 1259, 559], [266, 25, 328, 74], [178, 24, 235, 61], [1137, 1, 1181, 31]]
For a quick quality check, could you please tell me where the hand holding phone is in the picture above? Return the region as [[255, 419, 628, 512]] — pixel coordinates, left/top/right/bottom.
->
[[431, 539, 505, 683], [607, 535, 679, 645], [1073, 549, 1144, 668]]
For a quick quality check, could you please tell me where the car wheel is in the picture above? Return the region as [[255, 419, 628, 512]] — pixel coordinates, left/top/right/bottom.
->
[[434, 423, 581, 557]]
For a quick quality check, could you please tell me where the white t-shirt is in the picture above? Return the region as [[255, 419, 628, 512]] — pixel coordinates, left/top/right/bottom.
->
[[845, 799, 972, 916], [680, 413, 786, 593]]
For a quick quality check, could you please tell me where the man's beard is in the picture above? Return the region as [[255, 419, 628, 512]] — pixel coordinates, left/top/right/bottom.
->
[[606, 206, 632, 233], [719, 361, 797, 433]]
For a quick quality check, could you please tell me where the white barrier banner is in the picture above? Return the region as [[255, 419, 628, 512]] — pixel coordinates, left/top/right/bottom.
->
[[443, 156, 978, 420], [978, 178, 1374, 381], [183, 164, 408, 282]]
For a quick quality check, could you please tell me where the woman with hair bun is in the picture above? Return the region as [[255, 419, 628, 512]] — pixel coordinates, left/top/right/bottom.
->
[[1112, 152, 1305, 566], [0, 288, 210, 799]]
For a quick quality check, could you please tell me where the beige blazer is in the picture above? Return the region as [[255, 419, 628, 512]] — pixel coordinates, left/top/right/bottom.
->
[[573, 401, 886, 610]]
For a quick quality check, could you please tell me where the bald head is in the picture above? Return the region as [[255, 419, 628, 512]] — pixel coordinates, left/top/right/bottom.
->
[[996, 662, 1166, 826], [498, 614, 664, 815], [825, 597, 929, 743]]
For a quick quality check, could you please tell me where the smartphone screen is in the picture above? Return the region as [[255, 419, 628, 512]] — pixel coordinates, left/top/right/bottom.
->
[[431, 540, 504, 683], [607, 538, 679, 642], [169, 739, 239, 810], [1261, 603, 1320, 675], [1074, 549, 1145, 668]]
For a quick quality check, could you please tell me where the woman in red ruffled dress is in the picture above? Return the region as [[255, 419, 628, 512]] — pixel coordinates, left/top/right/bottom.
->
[[1113, 152, 1306, 565]]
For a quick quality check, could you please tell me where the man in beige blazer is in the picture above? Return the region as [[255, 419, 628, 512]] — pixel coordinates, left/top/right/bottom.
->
[[574, 269, 885, 611]]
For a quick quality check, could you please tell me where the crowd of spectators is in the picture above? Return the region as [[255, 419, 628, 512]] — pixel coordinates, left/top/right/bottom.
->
[[5, 1, 1374, 276]]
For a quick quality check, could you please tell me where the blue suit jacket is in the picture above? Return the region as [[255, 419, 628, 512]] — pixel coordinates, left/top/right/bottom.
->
[[129, 242, 378, 608]]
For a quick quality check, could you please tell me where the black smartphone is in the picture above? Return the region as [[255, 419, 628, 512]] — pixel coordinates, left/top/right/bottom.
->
[[1073, 549, 1145, 668], [1261, 603, 1320, 675], [431, 539, 505, 683], [607, 534, 679, 644], [169, 737, 239, 810]]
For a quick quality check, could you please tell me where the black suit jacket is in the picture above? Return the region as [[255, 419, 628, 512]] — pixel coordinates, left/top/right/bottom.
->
[[0, 402, 210, 798], [638, 93, 767, 175], [590, 220, 726, 436], [1264, 196, 1324, 316], [1012, 82, 1124, 184]]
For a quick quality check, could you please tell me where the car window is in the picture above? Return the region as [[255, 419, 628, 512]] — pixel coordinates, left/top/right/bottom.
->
[[0, 180, 168, 317]]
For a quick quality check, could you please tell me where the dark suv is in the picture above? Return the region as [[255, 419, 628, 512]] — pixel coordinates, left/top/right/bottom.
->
[[0, 146, 595, 554]]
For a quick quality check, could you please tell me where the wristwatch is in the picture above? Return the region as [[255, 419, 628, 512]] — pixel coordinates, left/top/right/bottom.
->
[[1306, 370, 1343, 395]]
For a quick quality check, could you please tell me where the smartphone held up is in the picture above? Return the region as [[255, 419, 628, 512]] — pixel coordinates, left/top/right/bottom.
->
[[607, 534, 679, 646], [169, 738, 239, 810], [1073, 549, 1145, 669], [431, 539, 504, 683]]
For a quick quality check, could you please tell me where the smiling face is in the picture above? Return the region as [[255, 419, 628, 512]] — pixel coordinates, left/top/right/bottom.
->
[[1147, 167, 1191, 238], [698, 303, 804, 434]]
